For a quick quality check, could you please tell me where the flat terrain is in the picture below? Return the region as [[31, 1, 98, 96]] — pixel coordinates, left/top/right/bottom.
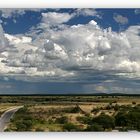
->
[[0, 95, 140, 132]]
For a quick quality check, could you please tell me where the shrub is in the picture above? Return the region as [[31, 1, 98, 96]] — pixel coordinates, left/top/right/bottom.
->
[[112, 100, 117, 103], [12, 106, 35, 131], [109, 102, 113, 106], [115, 111, 128, 127], [63, 123, 80, 131], [115, 110, 140, 130], [4, 128, 11, 132], [118, 127, 128, 132], [35, 128, 45, 132], [70, 105, 82, 113], [55, 116, 68, 124], [132, 101, 136, 105], [76, 116, 92, 124], [16, 121, 27, 131], [106, 105, 112, 110], [15, 118, 33, 131], [92, 114, 115, 130], [114, 104, 120, 111], [17, 106, 28, 114], [91, 108, 100, 114], [86, 123, 104, 131]]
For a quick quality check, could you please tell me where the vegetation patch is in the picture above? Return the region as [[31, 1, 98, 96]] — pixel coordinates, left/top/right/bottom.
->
[[1, 95, 140, 132]]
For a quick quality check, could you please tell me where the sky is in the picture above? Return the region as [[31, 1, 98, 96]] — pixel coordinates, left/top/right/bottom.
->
[[0, 8, 140, 94]]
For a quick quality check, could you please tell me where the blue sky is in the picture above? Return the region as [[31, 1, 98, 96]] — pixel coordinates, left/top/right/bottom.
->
[[1, 9, 140, 34], [0, 8, 140, 94]]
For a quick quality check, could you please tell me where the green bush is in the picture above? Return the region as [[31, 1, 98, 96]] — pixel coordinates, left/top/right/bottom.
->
[[15, 121, 27, 131], [55, 116, 68, 124], [86, 123, 104, 131], [106, 105, 112, 110], [115, 110, 140, 131], [35, 128, 45, 132], [15, 118, 33, 131], [91, 108, 100, 114], [92, 114, 115, 130], [17, 106, 28, 114], [11, 106, 35, 131], [132, 101, 136, 105], [76, 116, 92, 124], [70, 105, 82, 113], [115, 111, 128, 127], [114, 104, 120, 111], [4, 128, 11, 132], [63, 123, 80, 131]]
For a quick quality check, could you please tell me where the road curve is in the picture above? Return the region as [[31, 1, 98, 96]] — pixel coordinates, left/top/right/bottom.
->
[[0, 106, 23, 131]]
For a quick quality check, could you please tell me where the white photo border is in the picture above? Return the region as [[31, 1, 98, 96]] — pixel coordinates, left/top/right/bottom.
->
[[0, 0, 140, 140], [0, 0, 140, 8]]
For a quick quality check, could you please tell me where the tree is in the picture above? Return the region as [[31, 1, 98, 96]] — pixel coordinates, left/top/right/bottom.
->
[[115, 110, 140, 130], [92, 114, 115, 130], [115, 112, 128, 127]]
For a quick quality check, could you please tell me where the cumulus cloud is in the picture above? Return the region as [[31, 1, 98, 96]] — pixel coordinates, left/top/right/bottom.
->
[[113, 14, 128, 25], [25, 18, 140, 80], [0, 10, 140, 83], [0, 9, 44, 25], [0, 8, 101, 21], [0, 24, 9, 51], [75, 8, 101, 18], [0, 8, 43, 18], [5, 34, 32, 45], [41, 9, 101, 27], [41, 12, 74, 25]]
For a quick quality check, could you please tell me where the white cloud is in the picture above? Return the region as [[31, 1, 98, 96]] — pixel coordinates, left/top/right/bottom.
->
[[5, 34, 32, 45], [26, 18, 140, 79], [0, 24, 9, 51], [41, 12, 74, 25], [0, 9, 25, 18], [134, 9, 140, 14], [0, 8, 43, 18], [0, 9, 44, 25], [41, 9, 101, 27], [75, 8, 101, 18], [113, 14, 128, 25], [0, 10, 139, 82]]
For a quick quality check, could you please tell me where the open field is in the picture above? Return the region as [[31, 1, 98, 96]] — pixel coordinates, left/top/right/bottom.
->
[[0, 95, 140, 132]]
